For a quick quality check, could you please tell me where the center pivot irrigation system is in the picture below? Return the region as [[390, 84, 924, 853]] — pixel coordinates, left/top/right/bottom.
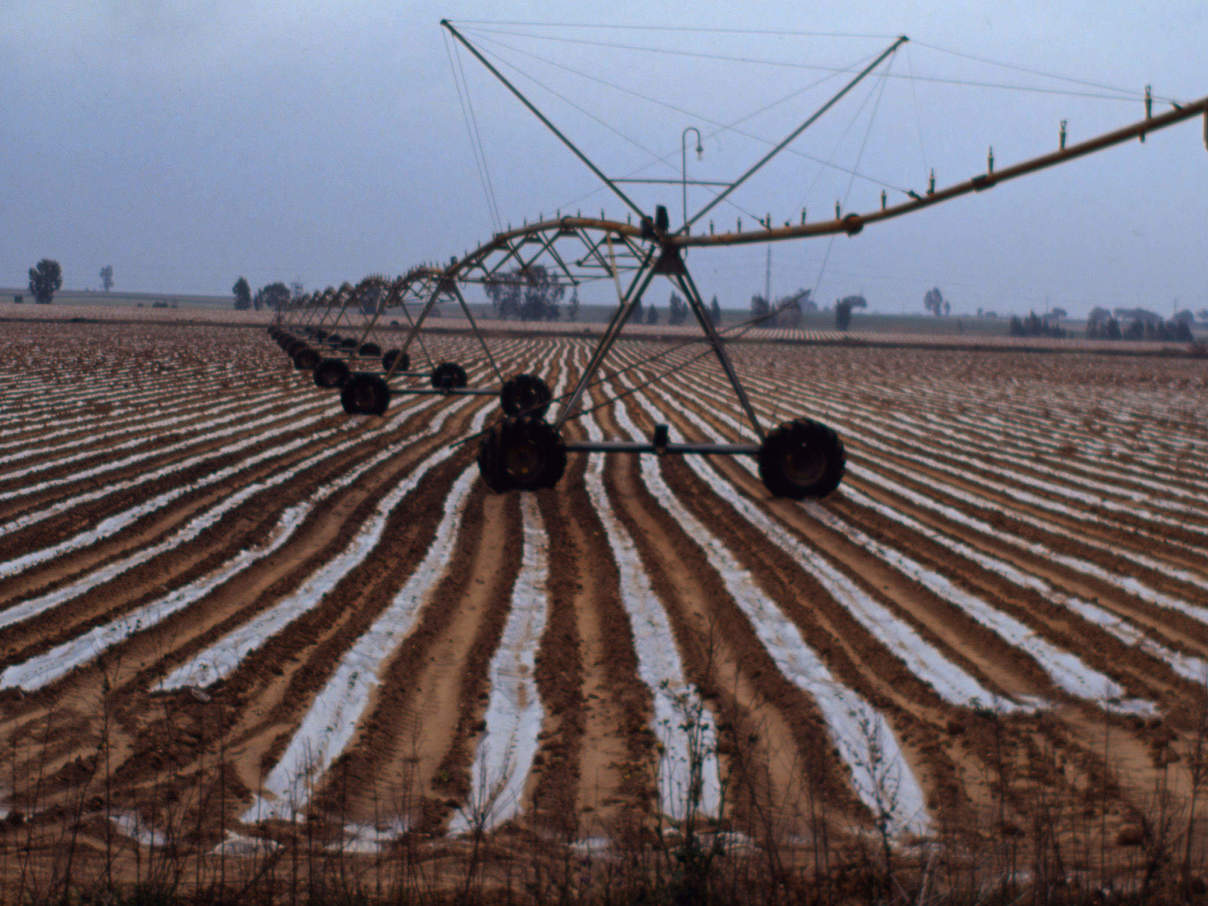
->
[[272, 21, 1208, 499]]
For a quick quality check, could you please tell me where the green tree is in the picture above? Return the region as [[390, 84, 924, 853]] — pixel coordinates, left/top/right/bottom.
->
[[485, 265, 564, 321], [257, 282, 291, 312], [233, 276, 252, 310], [750, 293, 770, 321], [646, 304, 658, 325], [709, 295, 721, 325], [668, 292, 689, 325], [28, 259, 62, 304], [100, 265, 114, 292], [835, 294, 867, 331], [923, 287, 944, 316]]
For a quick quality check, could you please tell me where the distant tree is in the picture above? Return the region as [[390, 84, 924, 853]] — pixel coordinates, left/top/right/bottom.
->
[[485, 273, 521, 319], [668, 292, 689, 326], [1104, 317, 1122, 340], [1113, 306, 1162, 324], [773, 288, 811, 327], [1049, 306, 1067, 320], [485, 265, 564, 321], [645, 305, 658, 325], [28, 259, 62, 305], [709, 295, 722, 326], [233, 276, 252, 310], [1010, 310, 1066, 339], [835, 295, 867, 331], [258, 282, 291, 312], [100, 265, 114, 293], [568, 288, 580, 322], [943, 299, 950, 316], [1198, 309, 1208, 323], [750, 293, 770, 321], [923, 287, 944, 317], [1172, 310, 1195, 325]]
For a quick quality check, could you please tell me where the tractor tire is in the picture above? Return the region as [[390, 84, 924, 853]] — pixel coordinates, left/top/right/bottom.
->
[[430, 361, 468, 390], [757, 418, 846, 499], [500, 373, 553, 418], [477, 417, 566, 492], [293, 346, 320, 371], [381, 349, 410, 373], [313, 357, 351, 389], [341, 372, 390, 415]]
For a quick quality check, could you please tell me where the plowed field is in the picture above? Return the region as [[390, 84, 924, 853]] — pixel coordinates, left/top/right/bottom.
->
[[2, 320, 1207, 892]]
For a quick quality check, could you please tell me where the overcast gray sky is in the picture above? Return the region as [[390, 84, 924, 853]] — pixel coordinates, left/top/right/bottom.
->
[[3, 0, 1204, 316]]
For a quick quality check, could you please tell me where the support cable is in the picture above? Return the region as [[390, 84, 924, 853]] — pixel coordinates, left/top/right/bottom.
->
[[911, 39, 1160, 101], [473, 30, 916, 208], [459, 25, 1145, 101], [812, 58, 893, 300], [455, 40, 504, 232], [444, 33, 503, 233], [906, 44, 931, 178], [466, 39, 670, 168]]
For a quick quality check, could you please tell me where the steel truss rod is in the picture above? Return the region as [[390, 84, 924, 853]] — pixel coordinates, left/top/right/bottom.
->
[[669, 253, 765, 440], [684, 35, 908, 233], [554, 245, 660, 428], [442, 19, 648, 221], [566, 441, 760, 455], [386, 266, 502, 384], [553, 239, 765, 442], [353, 277, 437, 369], [447, 279, 504, 382]]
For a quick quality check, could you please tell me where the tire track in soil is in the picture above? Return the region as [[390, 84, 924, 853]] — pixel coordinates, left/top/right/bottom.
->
[[650, 353, 1196, 830], [0, 396, 335, 524], [65, 398, 493, 824], [0, 396, 488, 801], [832, 472, 1208, 699], [632, 355, 1056, 708], [591, 385, 867, 839], [672, 361, 1208, 672], [0, 398, 448, 668], [0, 390, 296, 491], [615, 372, 980, 828], [0, 411, 349, 606], [328, 485, 522, 837], [847, 453, 1208, 629], [529, 425, 653, 839], [0, 400, 342, 557]]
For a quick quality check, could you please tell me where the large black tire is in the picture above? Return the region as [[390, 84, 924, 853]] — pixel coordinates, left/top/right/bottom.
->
[[314, 330, 328, 341], [313, 357, 351, 389], [341, 372, 390, 415], [430, 361, 468, 390], [477, 417, 566, 492], [757, 418, 846, 499], [381, 349, 410, 373], [293, 346, 320, 371], [500, 373, 553, 418], [340, 337, 358, 350], [359, 342, 381, 357]]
